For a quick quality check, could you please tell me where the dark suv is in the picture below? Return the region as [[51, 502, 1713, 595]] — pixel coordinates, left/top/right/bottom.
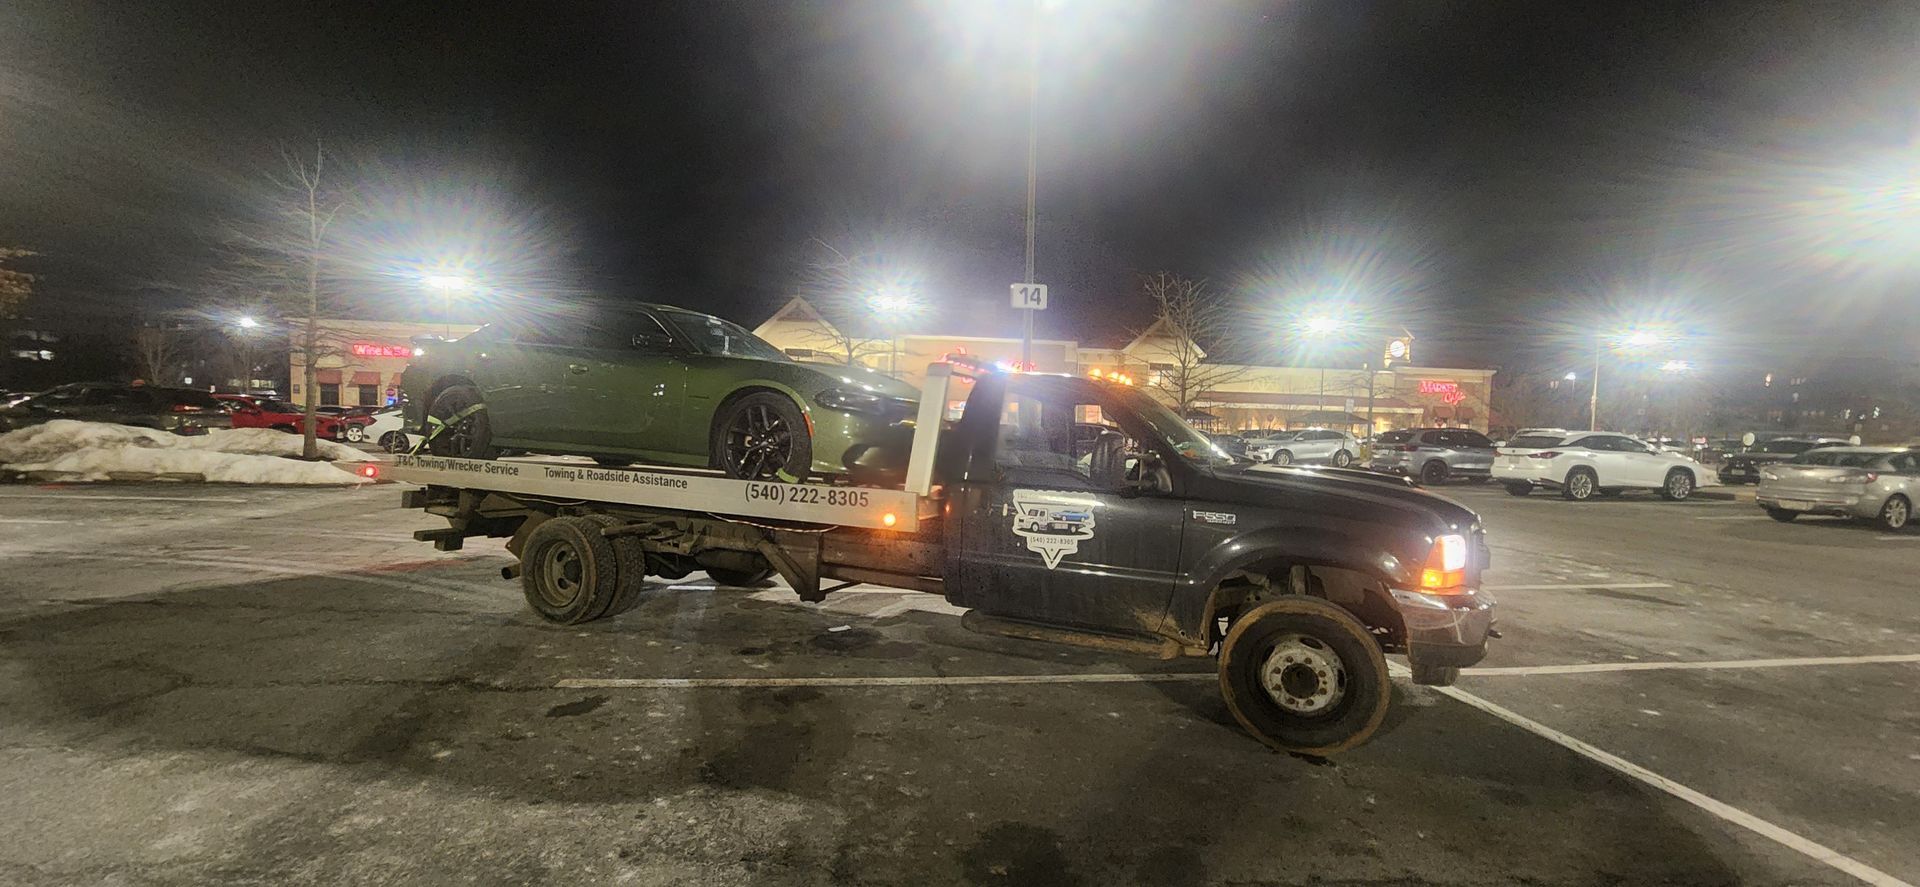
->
[[1718, 437, 1848, 484], [1368, 427, 1497, 484], [0, 383, 232, 434]]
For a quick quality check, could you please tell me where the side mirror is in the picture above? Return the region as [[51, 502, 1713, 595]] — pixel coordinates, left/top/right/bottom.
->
[[632, 332, 674, 350]]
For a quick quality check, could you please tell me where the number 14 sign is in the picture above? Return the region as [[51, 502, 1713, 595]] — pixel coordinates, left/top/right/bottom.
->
[[1010, 283, 1048, 310]]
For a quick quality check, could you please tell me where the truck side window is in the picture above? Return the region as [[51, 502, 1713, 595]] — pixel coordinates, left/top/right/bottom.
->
[[995, 393, 1088, 489]]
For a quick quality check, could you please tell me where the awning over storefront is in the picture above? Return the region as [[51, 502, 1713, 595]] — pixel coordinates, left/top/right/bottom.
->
[[1196, 392, 1418, 411], [315, 370, 342, 384], [350, 371, 380, 385]]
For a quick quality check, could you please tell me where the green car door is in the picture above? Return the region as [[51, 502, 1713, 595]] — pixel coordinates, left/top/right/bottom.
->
[[462, 328, 573, 443], [549, 308, 694, 460]]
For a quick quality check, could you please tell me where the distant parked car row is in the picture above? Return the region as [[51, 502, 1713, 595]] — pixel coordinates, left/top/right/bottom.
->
[[0, 382, 232, 435]]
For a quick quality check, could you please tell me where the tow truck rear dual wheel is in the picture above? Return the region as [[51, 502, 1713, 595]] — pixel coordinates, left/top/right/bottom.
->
[[1218, 598, 1391, 757], [585, 514, 652, 617], [520, 516, 623, 624]]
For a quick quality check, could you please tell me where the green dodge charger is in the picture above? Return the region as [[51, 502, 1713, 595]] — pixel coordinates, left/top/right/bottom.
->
[[400, 302, 920, 482]]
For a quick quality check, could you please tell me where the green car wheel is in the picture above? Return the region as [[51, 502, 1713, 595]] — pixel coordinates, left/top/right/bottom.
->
[[713, 392, 811, 482]]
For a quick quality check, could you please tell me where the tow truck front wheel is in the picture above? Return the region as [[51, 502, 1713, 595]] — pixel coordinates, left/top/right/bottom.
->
[[1218, 598, 1391, 756], [520, 516, 622, 624]]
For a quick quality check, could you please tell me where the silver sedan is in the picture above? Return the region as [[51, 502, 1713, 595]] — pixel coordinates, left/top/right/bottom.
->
[[1756, 446, 1920, 531]]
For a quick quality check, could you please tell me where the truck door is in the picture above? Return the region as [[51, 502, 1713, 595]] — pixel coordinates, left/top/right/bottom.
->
[[945, 375, 1185, 635]]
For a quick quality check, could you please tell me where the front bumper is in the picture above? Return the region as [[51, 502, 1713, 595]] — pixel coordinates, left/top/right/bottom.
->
[[1389, 587, 1495, 673], [1718, 464, 1761, 484]]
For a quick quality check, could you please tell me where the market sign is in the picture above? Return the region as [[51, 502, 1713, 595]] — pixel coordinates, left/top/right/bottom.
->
[[351, 342, 414, 359], [1417, 379, 1465, 405]]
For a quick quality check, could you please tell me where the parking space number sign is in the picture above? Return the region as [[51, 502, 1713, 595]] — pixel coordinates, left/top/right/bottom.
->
[[1011, 283, 1048, 310]]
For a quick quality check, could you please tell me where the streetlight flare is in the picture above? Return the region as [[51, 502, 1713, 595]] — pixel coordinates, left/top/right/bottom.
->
[[1303, 315, 1341, 336], [424, 274, 472, 293]]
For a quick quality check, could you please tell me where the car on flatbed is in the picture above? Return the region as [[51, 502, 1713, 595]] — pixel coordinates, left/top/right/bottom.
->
[[395, 362, 1497, 756], [1756, 446, 1920, 530], [401, 301, 919, 482]]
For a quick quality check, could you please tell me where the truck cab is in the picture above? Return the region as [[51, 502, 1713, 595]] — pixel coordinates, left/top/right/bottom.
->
[[935, 370, 1492, 682]]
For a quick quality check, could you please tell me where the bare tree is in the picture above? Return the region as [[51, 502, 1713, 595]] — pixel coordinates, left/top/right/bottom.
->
[[131, 326, 184, 384], [0, 248, 35, 319], [1136, 272, 1254, 418], [214, 144, 354, 458], [796, 239, 898, 368]]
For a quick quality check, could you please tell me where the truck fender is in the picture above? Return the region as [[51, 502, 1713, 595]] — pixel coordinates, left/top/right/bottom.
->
[[1165, 525, 1414, 646]]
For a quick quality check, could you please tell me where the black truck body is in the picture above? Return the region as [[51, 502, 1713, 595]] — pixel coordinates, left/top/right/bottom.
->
[[399, 363, 1497, 754]]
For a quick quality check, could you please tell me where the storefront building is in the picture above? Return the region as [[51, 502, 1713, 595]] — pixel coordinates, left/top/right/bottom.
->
[[753, 297, 1494, 433], [288, 319, 482, 409]]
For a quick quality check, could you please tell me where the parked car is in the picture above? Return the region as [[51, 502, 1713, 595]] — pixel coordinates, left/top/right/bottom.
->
[[1494, 430, 1717, 500], [1241, 430, 1298, 462], [400, 301, 920, 481], [1368, 427, 1497, 484], [1755, 446, 1920, 530], [1251, 428, 1360, 467], [0, 383, 232, 434], [1717, 437, 1848, 484], [359, 405, 411, 452], [213, 394, 349, 440], [1205, 432, 1248, 459]]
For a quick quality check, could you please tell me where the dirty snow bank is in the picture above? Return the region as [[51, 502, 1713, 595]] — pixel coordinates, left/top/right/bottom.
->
[[0, 420, 373, 484]]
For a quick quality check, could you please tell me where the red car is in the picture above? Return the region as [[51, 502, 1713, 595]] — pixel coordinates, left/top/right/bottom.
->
[[213, 394, 349, 440]]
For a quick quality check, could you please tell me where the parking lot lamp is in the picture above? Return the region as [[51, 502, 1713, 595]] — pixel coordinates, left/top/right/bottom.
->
[[423, 274, 472, 338], [1591, 328, 1673, 431]]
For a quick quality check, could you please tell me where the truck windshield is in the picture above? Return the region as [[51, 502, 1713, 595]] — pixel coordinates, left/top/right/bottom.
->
[[1113, 388, 1235, 466]]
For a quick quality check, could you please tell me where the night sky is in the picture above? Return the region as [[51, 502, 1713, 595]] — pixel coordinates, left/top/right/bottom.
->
[[4, 0, 1918, 372]]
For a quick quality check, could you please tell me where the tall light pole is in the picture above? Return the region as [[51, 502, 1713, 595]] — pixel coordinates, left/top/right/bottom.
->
[[870, 288, 920, 378], [1301, 315, 1341, 427], [1020, 3, 1040, 370], [423, 274, 471, 338], [1590, 328, 1669, 431]]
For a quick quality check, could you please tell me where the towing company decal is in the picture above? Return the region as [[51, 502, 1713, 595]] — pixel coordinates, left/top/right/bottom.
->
[[1009, 490, 1098, 569]]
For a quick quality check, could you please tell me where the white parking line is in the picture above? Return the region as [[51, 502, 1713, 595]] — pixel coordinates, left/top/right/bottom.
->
[[1875, 536, 1920, 542], [0, 518, 68, 524], [1693, 515, 1771, 521], [1482, 582, 1672, 591], [1431, 682, 1913, 887], [1467, 653, 1920, 677], [556, 673, 1212, 689], [0, 493, 251, 503]]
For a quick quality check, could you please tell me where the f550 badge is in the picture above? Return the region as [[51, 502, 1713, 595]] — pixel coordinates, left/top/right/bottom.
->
[[1009, 490, 1098, 569]]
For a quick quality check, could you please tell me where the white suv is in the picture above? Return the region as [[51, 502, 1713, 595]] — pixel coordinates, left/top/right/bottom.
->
[[1494, 431, 1717, 501]]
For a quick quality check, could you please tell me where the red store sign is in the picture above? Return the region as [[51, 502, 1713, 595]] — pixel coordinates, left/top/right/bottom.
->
[[351, 342, 414, 359], [1417, 379, 1466, 405]]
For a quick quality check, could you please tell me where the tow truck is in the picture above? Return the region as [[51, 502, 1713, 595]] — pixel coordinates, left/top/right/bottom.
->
[[392, 362, 1496, 755]]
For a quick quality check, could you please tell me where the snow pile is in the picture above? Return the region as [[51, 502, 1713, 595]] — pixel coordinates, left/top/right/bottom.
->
[[0, 420, 373, 485]]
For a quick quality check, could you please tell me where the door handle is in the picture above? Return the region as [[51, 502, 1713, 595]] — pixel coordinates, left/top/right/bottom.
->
[[567, 364, 588, 375]]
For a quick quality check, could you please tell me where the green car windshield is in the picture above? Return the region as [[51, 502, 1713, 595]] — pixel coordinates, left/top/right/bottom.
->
[[658, 308, 791, 362]]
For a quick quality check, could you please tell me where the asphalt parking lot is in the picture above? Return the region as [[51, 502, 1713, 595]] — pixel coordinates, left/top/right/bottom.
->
[[0, 480, 1915, 886]]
